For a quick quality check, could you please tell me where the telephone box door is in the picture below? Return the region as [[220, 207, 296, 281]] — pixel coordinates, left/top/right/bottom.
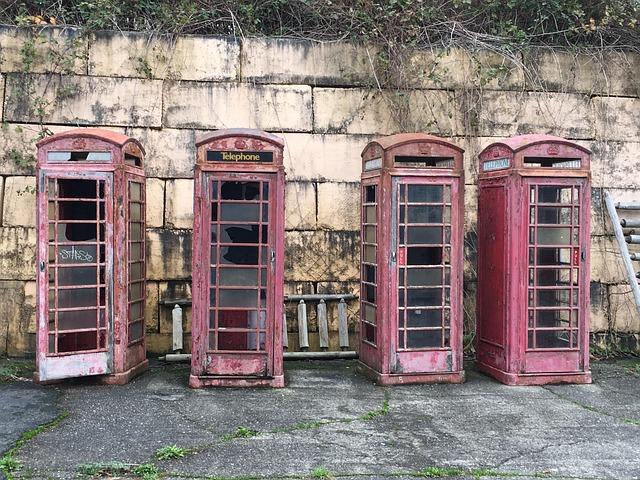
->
[[523, 178, 588, 374], [391, 177, 460, 374], [37, 172, 113, 381], [202, 173, 275, 377]]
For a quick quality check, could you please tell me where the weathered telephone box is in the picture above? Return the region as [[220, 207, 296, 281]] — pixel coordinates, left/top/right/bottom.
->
[[358, 134, 465, 385], [190, 129, 285, 388], [476, 134, 592, 385], [35, 129, 147, 384]]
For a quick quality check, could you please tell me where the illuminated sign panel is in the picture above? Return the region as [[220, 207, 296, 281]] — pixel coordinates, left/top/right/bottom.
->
[[207, 151, 273, 163]]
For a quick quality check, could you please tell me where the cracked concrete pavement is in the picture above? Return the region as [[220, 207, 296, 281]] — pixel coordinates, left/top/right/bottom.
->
[[1, 359, 639, 479]]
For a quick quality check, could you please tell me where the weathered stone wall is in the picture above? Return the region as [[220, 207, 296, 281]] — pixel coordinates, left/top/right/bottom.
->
[[1, 25, 639, 355]]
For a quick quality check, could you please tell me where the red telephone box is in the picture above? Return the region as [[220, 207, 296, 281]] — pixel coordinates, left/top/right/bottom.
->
[[358, 134, 465, 385], [190, 129, 285, 388], [476, 134, 592, 385], [35, 129, 148, 384]]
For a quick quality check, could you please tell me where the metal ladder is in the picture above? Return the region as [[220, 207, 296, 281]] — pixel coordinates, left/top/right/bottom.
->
[[604, 192, 640, 315]]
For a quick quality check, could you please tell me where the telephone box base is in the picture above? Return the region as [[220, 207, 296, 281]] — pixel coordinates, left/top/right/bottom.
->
[[33, 359, 149, 385], [189, 374, 285, 388], [476, 361, 592, 386], [357, 362, 465, 386]]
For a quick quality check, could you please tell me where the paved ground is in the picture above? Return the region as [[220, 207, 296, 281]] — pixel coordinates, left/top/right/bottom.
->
[[1, 358, 639, 480]]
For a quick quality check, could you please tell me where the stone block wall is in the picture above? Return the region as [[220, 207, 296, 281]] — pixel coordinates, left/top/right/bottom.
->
[[1, 25, 639, 355]]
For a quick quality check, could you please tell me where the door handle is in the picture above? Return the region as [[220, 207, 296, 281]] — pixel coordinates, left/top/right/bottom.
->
[[39, 261, 45, 272], [271, 249, 275, 263], [391, 251, 396, 263]]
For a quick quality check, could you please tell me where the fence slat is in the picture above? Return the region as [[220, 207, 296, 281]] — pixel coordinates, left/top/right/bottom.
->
[[282, 304, 288, 349], [297, 300, 309, 350], [338, 298, 349, 350], [317, 299, 329, 350]]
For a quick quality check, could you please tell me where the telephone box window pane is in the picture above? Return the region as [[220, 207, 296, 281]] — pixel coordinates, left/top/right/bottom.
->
[[365, 206, 376, 223], [537, 289, 570, 307], [58, 266, 97, 286], [407, 309, 441, 327], [219, 289, 257, 308], [221, 246, 259, 265], [537, 269, 571, 286], [262, 183, 269, 200], [408, 185, 443, 203], [58, 310, 97, 331], [58, 179, 99, 199], [57, 224, 97, 242], [364, 264, 376, 284], [407, 268, 441, 286], [130, 203, 142, 222], [129, 281, 143, 301], [129, 262, 142, 280], [537, 309, 571, 328], [130, 243, 142, 261], [407, 247, 442, 265], [363, 323, 376, 343], [538, 207, 572, 225], [538, 186, 572, 204], [364, 226, 376, 243], [59, 288, 97, 308], [538, 227, 571, 245], [364, 304, 376, 324], [408, 288, 442, 307], [219, 268, 259, 286], [129, 301, 142, 319], [407, 330, 441, 349], [408, 206, 442, 223], [536, 330, 571, 348], [364, 245, 376, 263], [365, 185, 377, 203], [220, 203, 260, 222], [536, 248, 571, 265], [220, 225, 260, 243], [221, 182, 260, 200], [58, 332, 98, 353], [130, 182, 142, 201], [218, 310, 264, 329], [407, 227, 442, 244], [218, 331, 260, 351], [130, 223, 142, 241], [209, 289, 216, 306], [364, 285, 376, 303], [129, 322, 143, 342]]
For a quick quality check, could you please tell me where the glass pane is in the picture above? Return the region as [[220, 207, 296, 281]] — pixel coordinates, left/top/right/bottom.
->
[[129, 281, 143, 301], [364, 284, 376, 303], [537, 269, 571, 286], [536, 248, 572, 266], [129, 322, 143, 342], [58, 266, 97, 286], [220, 203, 260, 222], [536, 330, 571, 348], [538, 207, 572, 225], [58, 332, 98, 353], [130, 202, 142, 222], [407, 288, 442, 307], [220, 224, 260, 244], [58, 288, 97, 308], [407, 247, 442, 265], [129, 301, 143, 319], [408, 206, 442, 223], [221, 246, 259, 265], [262, 183, 269, 201], [365, 206, 376, 223], [57, 201, 96, 221], [407, 308, 442, 327], [364, 245, 376, 263], [408, 185, 443, 203], [57, 223, 97, 242], [363, 323, 376, 343], [407, 227, 442, 244], [363, 304, 376, 323], [364, 226, 376, 243], [129, 262, 143, 281], [407, 268, 441, 286], [58, 310, 97, 330], [407, 330, 441, 348], [537, 289, 570, 307], [538, 186, 572, 204], [130, 223, 143, 240], [218, 310, 265, 329], [218, 289, 257, 308], [129, 242, 143, 261], [537, 309, 571, 328], [130, 182, 142, 201], [365, 185, 376, 203], [218, 331, 260, 351], [364, 264, 376, 284], [219, 268, 259, 286], [220, 181, 260, 200]]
